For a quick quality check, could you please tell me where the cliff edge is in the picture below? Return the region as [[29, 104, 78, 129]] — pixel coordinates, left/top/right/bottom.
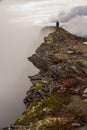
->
[[7, 27, 87, 130]]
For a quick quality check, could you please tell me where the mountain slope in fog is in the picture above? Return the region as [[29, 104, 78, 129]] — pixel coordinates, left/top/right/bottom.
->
[[5, 27, 87, 130]]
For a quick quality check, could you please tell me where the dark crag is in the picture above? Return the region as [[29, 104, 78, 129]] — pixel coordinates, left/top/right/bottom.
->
[[5, 27, 87, 130]]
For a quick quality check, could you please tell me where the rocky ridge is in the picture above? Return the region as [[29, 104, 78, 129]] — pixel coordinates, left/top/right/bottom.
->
[[5, 27, 87, 130]]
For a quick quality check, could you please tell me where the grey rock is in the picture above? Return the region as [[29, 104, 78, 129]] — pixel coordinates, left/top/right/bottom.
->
[[82, 88, 87, 99], [72, 123, 81, 127], [83, 99, 87, 103], [28, 54, 49, 72], [83, 88, 87, 94], [67, 50, 74, 54]]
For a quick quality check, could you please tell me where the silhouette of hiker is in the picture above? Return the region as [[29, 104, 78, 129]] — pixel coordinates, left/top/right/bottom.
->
[[56, 20, 59, 28]]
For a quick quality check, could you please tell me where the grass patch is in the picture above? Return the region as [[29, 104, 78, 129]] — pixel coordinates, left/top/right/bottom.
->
[[53, 49, 61, 54], [37, 120, 72, 130], [35, 83, 45, 90], [32, 117, 72, 130], [15, 92, 71, 126], [42, 92, 70, 110]]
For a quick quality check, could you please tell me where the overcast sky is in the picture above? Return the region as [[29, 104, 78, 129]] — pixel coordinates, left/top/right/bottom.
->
[[0, 0, 87, 24]]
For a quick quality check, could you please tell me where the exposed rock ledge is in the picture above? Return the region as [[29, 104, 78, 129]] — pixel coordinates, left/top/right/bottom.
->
[[4, 27, 87, 130]]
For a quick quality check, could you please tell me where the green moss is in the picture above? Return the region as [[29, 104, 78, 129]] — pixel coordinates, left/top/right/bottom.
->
[[15, 105, 44, 125], [42, 92, 70, 111], [53, 49, 61, 54], [15, 92, 71, 126], [55, 41, 60, 44], [35, 83, 44, 90], [78, 60, 87, 68]]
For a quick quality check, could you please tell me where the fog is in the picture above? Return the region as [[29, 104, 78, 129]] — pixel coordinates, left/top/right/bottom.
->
[[58, 5, 87, 36], [62, 15, 87, 36], [0, 22, 41, 127]]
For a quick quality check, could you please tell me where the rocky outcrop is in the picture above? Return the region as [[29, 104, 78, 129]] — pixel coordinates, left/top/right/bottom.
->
[[5, 27, 87, 130]]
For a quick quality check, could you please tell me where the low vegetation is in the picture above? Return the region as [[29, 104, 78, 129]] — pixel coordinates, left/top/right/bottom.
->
[[35, 83, 45, 90], [15, 92, 71, 126]]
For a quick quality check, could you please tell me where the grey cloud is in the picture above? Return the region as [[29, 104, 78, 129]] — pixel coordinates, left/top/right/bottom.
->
[[62, 15, 87, 36], [53, 5, 87, 37], [59, 6, 87, 23]]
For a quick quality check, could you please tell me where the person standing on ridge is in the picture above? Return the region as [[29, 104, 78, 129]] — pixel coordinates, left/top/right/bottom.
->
[[56, 20, 59, 28]]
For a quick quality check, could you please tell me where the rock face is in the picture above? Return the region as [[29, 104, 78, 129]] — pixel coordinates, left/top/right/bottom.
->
[[6, 27, 87, 130]]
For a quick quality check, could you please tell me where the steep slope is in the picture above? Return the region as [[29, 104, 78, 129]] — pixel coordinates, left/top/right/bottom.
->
[[7, 27, 87, 130]]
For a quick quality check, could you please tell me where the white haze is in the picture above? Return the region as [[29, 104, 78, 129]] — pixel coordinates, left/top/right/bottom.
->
[[58, 5, 87, 36], [0, 22, 42, 127], [62, 15, 87, 36]]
